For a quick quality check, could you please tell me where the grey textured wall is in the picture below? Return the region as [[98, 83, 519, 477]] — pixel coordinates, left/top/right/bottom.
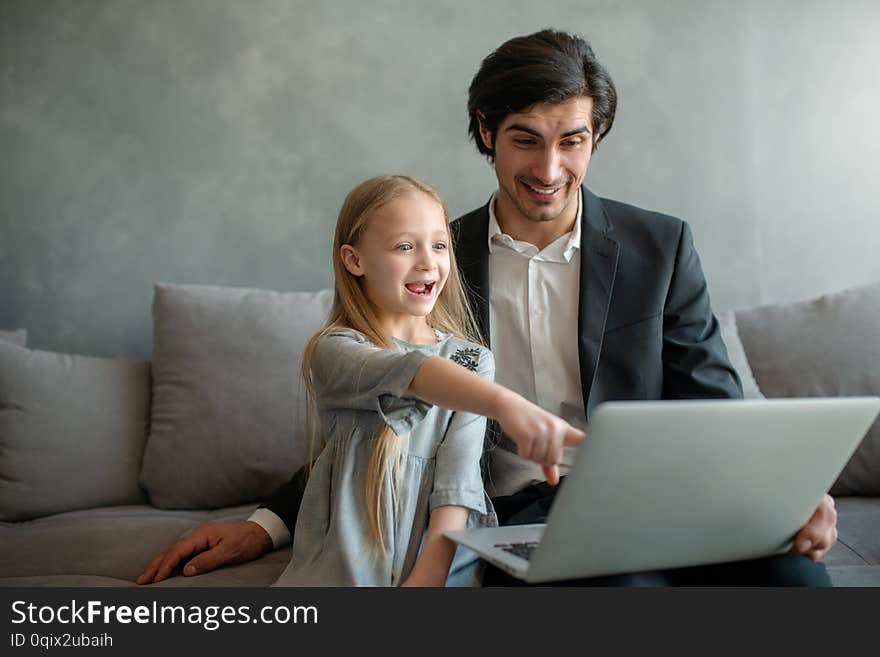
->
[[2, 0, 879, 358]]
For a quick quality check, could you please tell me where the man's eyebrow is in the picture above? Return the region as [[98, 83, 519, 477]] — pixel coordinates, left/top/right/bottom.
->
[[562, 125, 592, 138], [505, 124, 542, 138], [504, 124, 592, 138]]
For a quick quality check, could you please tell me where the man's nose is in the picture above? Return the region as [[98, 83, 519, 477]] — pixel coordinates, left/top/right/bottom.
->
[[532, 147, 564, 184]]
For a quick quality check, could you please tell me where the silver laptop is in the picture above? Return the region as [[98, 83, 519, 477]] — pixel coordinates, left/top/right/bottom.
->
[[445, 397, 880, 583]]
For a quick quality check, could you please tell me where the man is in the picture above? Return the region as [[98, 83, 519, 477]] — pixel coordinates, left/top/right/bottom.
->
[[138, 29, 837, 586]]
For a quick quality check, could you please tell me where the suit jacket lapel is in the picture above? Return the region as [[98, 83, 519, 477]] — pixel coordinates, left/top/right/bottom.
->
[[452, 202, 492, 345], [578, 187, 619, 417]]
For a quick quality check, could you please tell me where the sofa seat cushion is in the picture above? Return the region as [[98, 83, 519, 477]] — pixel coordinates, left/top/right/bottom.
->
[[823, 537, 868, 568], [822, 496, 880, 587], [0, 575, 139, 587], [831, 496, 880, 565], [825, 566, 880, 587], [0, 503, 290, 586], [0, 559, 291, 587]]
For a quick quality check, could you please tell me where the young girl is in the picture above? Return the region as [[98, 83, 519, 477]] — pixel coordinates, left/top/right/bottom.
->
[[274, 175, 583, 587]]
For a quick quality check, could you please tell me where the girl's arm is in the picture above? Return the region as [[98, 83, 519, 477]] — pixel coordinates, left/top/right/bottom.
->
[[401, 505, 469, 587], [408, 355, 584, 485], [313, 330, 582, 482]]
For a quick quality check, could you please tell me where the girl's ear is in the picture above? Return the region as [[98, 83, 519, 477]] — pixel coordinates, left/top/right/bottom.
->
[[340, 244, 364, 276]]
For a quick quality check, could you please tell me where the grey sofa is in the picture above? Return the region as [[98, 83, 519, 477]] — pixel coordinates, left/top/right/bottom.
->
[[1, 282, 879, 587]]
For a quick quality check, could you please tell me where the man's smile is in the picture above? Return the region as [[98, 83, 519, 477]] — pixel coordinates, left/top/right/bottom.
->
[[520, 178, 568, 201]]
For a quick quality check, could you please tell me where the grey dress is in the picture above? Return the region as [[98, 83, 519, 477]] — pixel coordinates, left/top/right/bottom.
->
[[273, 328, 497, 587]]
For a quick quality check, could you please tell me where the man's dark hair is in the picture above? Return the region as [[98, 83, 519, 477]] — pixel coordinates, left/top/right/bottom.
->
[[467, 29, 617, 159]]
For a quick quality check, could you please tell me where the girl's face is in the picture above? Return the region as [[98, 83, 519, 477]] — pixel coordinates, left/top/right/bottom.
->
[[341, 192, 450, 329]]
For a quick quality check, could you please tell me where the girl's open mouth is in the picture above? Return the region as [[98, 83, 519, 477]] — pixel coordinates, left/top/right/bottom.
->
[[404, 281, 436, 297]]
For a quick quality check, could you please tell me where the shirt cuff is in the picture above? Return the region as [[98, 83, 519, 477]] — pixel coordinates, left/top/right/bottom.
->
[[248, 508, 292, 550]]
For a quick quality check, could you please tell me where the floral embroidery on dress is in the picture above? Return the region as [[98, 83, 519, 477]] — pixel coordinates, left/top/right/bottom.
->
[[449, 347, 481, 372]]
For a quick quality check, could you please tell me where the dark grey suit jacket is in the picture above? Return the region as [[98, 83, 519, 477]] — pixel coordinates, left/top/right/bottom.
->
[[453, 185, 742, 419], [265, 185, 742, 527]]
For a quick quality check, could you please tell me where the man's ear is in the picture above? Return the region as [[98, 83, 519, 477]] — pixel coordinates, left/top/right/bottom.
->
[[340, 244, 364, 276], [592, 122, 604, 151], [476, 110, 493, 151]]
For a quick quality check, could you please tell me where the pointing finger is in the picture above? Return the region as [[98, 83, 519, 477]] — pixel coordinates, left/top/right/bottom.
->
[[543, 464, 560, 486], [563, 426, 585, 446]]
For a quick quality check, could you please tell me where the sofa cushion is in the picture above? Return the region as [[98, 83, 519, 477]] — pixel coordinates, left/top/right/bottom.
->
[[140, 284, 333, 509], [716, 310, 764, 400], [0, 343, 150, 521], [0, 503, 290, 586], [816, 497, 880, 587], [0, 329, 27, 347], [831, 496, 880, 565], [735, 282, 880, 496]]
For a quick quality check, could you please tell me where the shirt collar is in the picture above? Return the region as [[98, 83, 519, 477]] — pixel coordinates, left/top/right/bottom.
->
[[487, 188, 582, 262]]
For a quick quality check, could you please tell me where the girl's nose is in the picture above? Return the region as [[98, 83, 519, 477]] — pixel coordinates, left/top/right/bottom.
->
[[416, 254, 439, 271]]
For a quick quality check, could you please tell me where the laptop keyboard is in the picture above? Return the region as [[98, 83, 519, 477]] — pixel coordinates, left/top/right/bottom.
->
[[494, 541, 539, 562]]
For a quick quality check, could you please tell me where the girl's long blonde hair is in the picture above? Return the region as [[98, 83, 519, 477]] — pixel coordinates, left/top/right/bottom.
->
[[302, 174, 482, 554]]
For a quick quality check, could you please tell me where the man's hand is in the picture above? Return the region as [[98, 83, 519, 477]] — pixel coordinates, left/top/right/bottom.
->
[[135, 520, 273, 584], [791, 494, 838, 562]]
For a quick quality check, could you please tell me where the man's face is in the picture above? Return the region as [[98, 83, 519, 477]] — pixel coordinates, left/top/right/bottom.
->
[[480, 96, 594, 227]]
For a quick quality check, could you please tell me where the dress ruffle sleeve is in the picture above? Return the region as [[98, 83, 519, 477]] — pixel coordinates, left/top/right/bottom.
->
[[312, 329, 432, 435]]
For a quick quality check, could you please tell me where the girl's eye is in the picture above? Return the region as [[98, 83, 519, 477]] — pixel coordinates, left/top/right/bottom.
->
[[397, 244, 413, 252], [434, 242, 447, 250]]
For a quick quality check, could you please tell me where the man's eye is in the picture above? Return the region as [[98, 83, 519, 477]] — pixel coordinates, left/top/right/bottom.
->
[[514, 138, 536, 146], [563, 140, 583, 148]]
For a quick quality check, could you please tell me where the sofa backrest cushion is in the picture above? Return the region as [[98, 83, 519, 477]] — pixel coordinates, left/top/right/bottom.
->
[[0, 329, 27, 347], [0, 342, 150, 521], [735, 281, 880, 496], [716, 310, 765, 400], [140, 284, 333, 509]]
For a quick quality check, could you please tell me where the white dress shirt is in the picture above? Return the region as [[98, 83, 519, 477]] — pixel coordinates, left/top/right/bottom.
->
[[485, 189, 586, 496]]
